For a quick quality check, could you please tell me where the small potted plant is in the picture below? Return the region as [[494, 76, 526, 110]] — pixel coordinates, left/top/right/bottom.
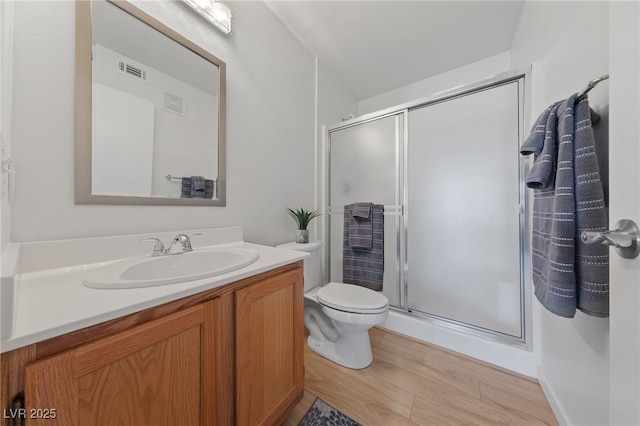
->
[[286, 207, 320, 243]]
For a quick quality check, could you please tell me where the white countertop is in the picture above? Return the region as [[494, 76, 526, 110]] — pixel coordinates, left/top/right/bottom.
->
[[0, 228, 308, 353]]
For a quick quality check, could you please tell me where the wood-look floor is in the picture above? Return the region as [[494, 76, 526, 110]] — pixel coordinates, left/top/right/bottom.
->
[[283, 327, 558, 426]]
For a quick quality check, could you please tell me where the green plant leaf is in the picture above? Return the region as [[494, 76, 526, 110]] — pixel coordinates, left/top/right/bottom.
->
[[286, 207, 320, 230]]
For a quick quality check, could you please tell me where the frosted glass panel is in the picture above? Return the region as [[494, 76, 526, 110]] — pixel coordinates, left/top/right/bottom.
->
[[328, 114, 401, 306], [407, 83, 522, 337], [329, 115, 398, 207]]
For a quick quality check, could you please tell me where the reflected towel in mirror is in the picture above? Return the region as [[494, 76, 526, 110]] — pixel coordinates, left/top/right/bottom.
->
[[191, 176, 205, 199], [181, 176, 214, 199]]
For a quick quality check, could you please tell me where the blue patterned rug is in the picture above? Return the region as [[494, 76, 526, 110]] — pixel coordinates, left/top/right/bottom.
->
[[298, 398, 361, 426]]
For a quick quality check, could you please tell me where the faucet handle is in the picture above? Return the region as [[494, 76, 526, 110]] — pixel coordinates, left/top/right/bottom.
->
[[141, 237, 166, 257], [171, 233, 201, 253], [186, 233, 202, 251]]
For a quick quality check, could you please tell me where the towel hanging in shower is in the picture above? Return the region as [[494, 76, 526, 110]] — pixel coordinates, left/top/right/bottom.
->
[[348, 202, 374, 249], [343, 203, 384, 291], [520, 94, 609, 318]]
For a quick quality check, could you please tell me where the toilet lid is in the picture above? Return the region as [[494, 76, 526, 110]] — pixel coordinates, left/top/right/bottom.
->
[[316, 282, 389, 314]]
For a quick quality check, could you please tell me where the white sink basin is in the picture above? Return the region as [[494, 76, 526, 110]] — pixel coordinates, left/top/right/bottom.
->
[[83, 247, 260, 289]]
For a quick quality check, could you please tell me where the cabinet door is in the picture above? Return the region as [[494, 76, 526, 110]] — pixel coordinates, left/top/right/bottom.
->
[[236, 268, 304, 426], [24, 300, 230, 426]]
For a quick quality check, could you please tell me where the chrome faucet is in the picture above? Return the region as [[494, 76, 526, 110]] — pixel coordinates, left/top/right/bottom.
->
[[141, 237, 169, 257], [141, 233, 201, 256], [168, 233, 201, 254]]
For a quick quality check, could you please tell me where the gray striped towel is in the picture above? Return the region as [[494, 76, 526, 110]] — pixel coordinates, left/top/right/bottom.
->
[[191, 176, 205, 199], [181, 177, 214, 199], [180, 176, 215, 199], [343, 203, 384, 291], [204, 179, 215, 199], [520, 95, 609, 318], [349, 202, 373, 249], [181, 177, 192, 198]]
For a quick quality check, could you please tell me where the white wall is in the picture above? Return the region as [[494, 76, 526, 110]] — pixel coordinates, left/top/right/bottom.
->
[[317, 61, 358, 142], [510, 2, 610, 425], [0, 1, 14, 254], [8, 0, 316, 246], [92, 83, 155, 197], [358, 51, 510, 116], [0, 1, 15, 350], [316, 61, 359, 283]]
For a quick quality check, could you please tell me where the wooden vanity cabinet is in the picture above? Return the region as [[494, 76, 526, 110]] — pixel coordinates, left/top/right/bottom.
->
[[1, 262, 303, 426], [24, 300, 227, 426], [236, 268, 304, 426]]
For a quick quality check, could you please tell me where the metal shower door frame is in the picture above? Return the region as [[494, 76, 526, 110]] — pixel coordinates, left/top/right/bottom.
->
[[326, 110, 407, 308], [325, 68, 532, 347]]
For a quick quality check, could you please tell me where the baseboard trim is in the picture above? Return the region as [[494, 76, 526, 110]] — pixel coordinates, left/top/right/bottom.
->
[[537, 366, 569, 426]]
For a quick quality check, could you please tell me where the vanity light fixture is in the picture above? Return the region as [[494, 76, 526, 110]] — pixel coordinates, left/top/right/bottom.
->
[[182, 0, 232, 35]]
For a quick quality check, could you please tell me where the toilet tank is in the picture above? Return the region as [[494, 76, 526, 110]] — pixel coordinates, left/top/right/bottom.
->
[[276, 240, 322, 292]]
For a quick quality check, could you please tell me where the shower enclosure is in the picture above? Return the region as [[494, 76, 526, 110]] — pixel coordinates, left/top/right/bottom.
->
[[326, 71, 529, 344]]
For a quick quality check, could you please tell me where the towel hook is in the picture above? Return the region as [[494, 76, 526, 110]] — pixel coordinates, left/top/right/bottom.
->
[[581, 219, 640, 259]]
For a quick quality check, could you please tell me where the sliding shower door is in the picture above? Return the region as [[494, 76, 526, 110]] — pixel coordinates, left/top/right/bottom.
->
[[407, 81, 525, 338], [325, 72, 527, 342], [328, 113, 404, 307]]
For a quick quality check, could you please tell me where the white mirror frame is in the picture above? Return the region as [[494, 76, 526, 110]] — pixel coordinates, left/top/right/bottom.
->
[[75, 0, 227, 206]]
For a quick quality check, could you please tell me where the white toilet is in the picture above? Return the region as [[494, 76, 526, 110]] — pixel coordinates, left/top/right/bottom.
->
[[277, 241, 389, 369]]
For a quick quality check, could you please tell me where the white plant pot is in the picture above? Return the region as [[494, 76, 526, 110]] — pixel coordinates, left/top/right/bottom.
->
[[296, 229, 309, 243]]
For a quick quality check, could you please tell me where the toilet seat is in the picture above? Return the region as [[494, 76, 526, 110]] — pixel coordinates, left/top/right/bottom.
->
[[316, 282, 389, 314]]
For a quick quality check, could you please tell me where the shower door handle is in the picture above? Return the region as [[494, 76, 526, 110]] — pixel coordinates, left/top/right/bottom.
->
[[581, 219, 640, 259]]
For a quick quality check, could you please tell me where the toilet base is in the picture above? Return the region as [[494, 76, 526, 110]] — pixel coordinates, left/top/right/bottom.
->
[[307, 331, 373, 369]]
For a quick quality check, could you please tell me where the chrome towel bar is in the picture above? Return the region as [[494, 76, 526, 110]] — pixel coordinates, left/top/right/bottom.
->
[[577, 74, 609, 101]]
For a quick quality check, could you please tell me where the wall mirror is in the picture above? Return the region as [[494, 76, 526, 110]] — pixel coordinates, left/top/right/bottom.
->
[[75, 0, 226, 206]]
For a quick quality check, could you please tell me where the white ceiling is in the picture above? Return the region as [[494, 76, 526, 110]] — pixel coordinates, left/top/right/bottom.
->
[[265, 1, 525, 101]]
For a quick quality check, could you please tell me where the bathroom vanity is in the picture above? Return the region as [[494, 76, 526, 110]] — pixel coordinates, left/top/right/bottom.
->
[[1, 227, 306, 425]]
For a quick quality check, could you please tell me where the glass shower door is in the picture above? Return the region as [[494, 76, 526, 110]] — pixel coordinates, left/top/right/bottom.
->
[[328, 113, 404, 307], [407, 81, 524, 338]]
